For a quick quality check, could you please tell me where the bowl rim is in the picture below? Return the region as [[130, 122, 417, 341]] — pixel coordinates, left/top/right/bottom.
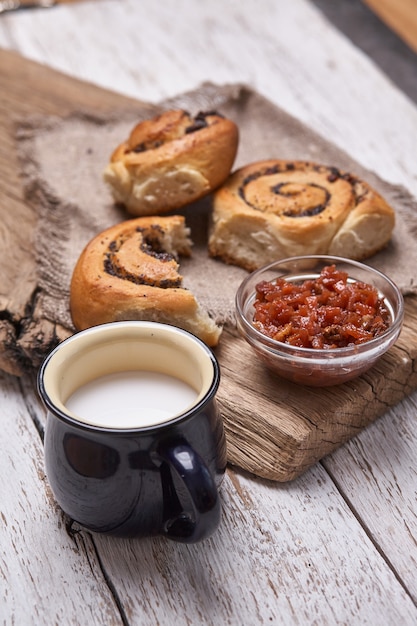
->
[[235, 254, 405, 357]]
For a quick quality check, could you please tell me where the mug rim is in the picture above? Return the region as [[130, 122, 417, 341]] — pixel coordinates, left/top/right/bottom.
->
[[37, 321, 221, 435]]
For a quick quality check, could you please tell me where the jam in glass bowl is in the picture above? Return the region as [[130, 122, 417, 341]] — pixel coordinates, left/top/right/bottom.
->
[[235, 255, 404, 386]]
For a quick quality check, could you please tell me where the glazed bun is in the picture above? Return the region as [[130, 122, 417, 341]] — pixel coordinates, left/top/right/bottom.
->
[[103, 109, 239, 216], [208, 160, 395, 271], [70, 215, 222, 346]]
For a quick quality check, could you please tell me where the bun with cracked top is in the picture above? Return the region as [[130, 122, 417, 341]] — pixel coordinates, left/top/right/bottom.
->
[[208, 159, 395, 271], [103, 109, 239, 216], [70, 215, 222, 347]]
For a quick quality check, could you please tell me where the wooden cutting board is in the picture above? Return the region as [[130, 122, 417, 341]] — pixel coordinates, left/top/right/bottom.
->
[[1, 49, 417, 482]]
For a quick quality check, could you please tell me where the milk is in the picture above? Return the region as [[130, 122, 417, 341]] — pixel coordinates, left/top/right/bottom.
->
[[66, 371, 198, 429]]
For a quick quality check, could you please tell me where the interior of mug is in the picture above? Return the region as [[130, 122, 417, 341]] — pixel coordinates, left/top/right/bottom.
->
[[42, 321, 216, 422]]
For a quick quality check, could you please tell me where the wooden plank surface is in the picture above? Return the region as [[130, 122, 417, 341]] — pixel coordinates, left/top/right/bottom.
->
[[2, 1, 417, 623], [5, 370, 417, 626], [1, 48, 417, 482], [0, 372, 123, 624]]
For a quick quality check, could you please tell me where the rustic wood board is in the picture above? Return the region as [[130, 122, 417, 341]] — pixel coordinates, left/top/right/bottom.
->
[[1, 48, 417, 482]]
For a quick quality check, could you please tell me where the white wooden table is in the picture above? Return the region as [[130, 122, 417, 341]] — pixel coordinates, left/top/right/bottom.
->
[[1, 1, 417, 624]]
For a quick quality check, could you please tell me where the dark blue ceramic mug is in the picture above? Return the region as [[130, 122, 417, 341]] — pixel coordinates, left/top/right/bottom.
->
[[38, 321, 227, 543]]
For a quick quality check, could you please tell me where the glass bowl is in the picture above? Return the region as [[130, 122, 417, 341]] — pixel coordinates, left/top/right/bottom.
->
[[235, 255, 404, 387]]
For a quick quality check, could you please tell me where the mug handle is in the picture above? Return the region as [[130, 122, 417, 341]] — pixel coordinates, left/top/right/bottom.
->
[[157, 438, 221, 543]]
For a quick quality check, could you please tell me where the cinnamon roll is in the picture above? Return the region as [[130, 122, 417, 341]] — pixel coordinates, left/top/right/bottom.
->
[[70, 216, 222, 346], [103, 109, 239, 216], [208, 160, 395, 271]]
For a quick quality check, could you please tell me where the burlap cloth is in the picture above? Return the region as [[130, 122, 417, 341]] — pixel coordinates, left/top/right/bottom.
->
[[16, 83, 417, 337]]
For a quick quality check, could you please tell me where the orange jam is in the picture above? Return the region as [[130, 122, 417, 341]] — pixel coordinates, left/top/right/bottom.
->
[[253, 264, 390, 349]]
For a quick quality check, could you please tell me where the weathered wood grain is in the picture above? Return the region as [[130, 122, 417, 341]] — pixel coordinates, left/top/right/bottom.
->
[[90, 465, 417, 625], [6, 371, 417, 625], [0, 371, 123, 624], [323, 392, 417, 604]]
